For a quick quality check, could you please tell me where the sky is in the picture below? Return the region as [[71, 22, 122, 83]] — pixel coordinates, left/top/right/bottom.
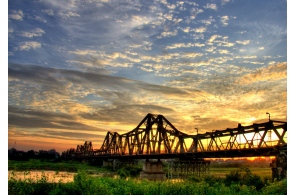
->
[[7, 0, 288, 153]]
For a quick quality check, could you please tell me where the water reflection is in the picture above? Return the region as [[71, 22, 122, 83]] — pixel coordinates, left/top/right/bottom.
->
[[8, 171, 76, 183]]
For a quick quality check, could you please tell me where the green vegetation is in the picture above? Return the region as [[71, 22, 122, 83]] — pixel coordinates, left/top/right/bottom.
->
[[210, 167, 272, 181], [8, 159, 109, 173], [8, 171, 287, 195], [224, 168, 264, 190], [8, 159, 287, 194], [117, 165, 142, 178], [9, 159, 272, 179]]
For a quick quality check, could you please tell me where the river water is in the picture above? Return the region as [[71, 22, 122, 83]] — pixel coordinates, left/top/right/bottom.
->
[[8, 171, 77, 183], [8, 170, 118, 183]]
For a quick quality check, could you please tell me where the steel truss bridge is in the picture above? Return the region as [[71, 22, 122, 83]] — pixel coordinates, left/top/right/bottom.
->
[[62, 113, 287, 180], [64, 113, 287, 159]]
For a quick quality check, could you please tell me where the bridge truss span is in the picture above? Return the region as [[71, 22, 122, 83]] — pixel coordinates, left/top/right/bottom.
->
[[93, 113, 287, 158], [96, 114, 190, 156]]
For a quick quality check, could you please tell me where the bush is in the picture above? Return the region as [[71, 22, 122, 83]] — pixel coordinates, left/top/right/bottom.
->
[[117, 168, 130, 179], [203, 175, 222, 186], [127, 165, 142, 177], [244, 173, 264, 190], [187, 176, 201, 182], [224, 168, 243, 186], [224, 168, 265, 190], [117, 165, 141, 178]]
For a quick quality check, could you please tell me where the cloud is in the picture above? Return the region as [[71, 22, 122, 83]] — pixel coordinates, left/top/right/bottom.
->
[[59, 11, 80, 18], [68, 50, 140, 69], [218, 49, 230, 54], [236, 40, 251, 45], [80, 104, 175, 126], [19, 28, 45, 38], [204, 3, 218, 11], [235, 55, 257, 59], [221, 0, 231, 5], [130, 15, 153, 27], [167, 3, 176, 10], [8, 106, 98, 131], [42, 9, 54, 16], [194, 26, 207, 33], [8, 63, 209, 124], [182, 52, 203, 58], [157, 30, 178, 38], [214, 36, 235, 47], [190, 8, 204, 19], [29, 15, 47, 23], [16, 41, 41, 51], [163, 13, 173, 20], [205, 46, 216, 53], [165, 42, 204, 50], [173, 18, 182, 24], [207, 35, 221, 43], [8, 63, 214, 146], [8, 63, 192, 107], [236, 62, 287, 85], [220, 41, 235, 47], [9, 10, 24, 20], [199, 18, 215, 25], [220, 15, 229, 26], [241, 60, 264, 65], [182, 27, 190, 33]]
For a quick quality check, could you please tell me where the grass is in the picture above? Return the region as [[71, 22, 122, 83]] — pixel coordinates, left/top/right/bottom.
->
[[210, 167, 272, 179], [8, 171, 287, 195]]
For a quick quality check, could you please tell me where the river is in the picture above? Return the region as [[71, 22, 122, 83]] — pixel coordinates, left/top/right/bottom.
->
[[8, 170, 77, 183]]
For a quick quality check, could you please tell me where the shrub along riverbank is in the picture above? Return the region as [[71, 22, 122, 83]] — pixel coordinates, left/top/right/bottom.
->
[[9, 169, 287, 195]]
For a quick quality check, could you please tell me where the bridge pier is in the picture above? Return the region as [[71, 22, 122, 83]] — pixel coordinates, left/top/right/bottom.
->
[[140, 159, 166, 180], [270, 151, 287, 181]]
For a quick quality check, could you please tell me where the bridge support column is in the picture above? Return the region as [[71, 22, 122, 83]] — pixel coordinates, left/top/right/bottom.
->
[[140, 160, 166, 180], [270, 152, 287, 181]]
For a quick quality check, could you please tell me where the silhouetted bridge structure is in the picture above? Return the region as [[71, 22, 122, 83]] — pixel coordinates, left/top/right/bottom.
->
[[62, 113, 287, 180]]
